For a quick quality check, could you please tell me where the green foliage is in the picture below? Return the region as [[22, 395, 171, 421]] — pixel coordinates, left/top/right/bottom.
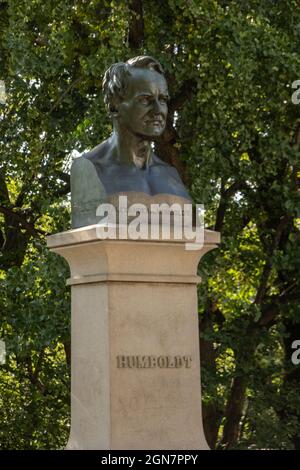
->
[[0, 243, 70, 449], [0, 0, 299, 449]]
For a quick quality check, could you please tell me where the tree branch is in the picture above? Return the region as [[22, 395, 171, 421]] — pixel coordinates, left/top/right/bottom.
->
[[48, 76, 83, 114], [169, 79, 197, 113], [254, 214, 291, 305], [25, 351, 46, 394], [0, 205, 43, 236], [0, 169, 10, 205], [128, 0, 144, 50], [214, 180, 246, 232]]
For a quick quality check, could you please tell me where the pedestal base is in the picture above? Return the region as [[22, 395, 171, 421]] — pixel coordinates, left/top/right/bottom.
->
[[47, 225, 220, 450]]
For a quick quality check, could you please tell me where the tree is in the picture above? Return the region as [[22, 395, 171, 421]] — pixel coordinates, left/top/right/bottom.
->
[[0, 0, 299, 449]]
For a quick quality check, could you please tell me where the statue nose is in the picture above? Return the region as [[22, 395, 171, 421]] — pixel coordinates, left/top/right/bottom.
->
[[152, 98, 164, 114]]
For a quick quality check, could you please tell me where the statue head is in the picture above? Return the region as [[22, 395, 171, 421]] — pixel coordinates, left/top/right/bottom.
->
[[102, 56, 169, 139]]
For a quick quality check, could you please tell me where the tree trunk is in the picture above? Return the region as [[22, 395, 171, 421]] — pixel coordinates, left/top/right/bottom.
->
[[220, 375, 247, 449]]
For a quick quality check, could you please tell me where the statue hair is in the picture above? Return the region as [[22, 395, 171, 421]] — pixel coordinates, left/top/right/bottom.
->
[[102, 56, 165, 113]]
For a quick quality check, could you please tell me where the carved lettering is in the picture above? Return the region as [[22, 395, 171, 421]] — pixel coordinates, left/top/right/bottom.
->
[[116, 355, 192, 369]]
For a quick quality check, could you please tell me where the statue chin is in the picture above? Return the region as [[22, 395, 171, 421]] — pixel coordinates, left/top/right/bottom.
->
[[135, 123, 166, 139]]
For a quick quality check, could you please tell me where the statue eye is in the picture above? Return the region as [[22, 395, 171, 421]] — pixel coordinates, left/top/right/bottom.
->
[[159, 97, 168, 104], [139, 96, 151, 105]]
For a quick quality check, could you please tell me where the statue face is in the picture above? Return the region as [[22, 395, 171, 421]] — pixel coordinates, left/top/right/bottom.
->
[[115, 68, 169, 139]]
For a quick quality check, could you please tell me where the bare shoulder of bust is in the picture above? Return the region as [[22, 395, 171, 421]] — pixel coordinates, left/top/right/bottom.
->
[[71, 156, 107, 228], [83, 139, 112, 166]]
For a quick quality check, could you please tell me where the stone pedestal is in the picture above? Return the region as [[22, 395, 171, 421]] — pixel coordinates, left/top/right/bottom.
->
[[47, 225, 220, 450]]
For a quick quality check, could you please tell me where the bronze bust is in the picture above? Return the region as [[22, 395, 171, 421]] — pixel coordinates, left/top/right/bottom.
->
[[71, 56, 191, 228]]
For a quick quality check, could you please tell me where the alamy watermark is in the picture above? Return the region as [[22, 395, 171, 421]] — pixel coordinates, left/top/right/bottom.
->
[[0, 340, 6, 365], [95, 196, 205, 250], [0, 80, 6, 104], [291, 340, 300, 365], [291, 80, 300, 105]]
